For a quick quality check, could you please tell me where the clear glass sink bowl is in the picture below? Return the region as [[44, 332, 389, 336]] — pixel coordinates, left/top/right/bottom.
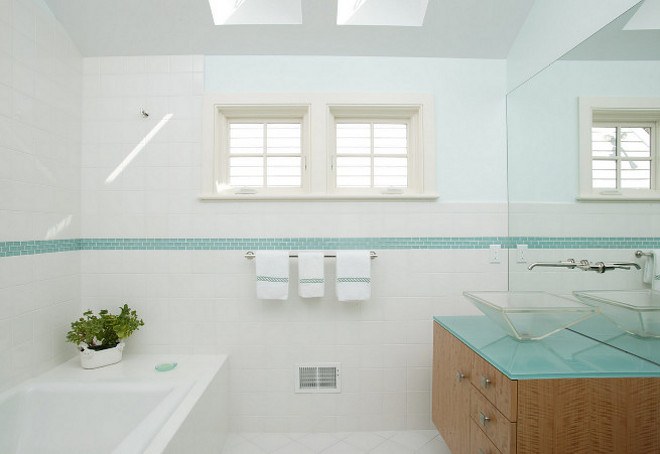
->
[[463, 291, 597, 341], [573, 290, 660, 338]]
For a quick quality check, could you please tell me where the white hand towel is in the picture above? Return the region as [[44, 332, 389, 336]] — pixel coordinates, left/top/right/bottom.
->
[[336, 250, 371, 302], [643, 250, 660, 290], [256, 251, 289, 300], [298, 252, 325, 298], [643, 253, 654, 284]]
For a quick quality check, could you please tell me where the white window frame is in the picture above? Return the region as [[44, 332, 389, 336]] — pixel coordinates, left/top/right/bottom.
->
[[578, 97, 660, 200], [328, 105, 422, 196], [201, 93, 437, 200], [206, 103, 311, 196]]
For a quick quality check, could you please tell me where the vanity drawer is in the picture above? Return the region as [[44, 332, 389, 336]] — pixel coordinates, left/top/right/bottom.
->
[[470, 387, 516, 454], [471, 352, 517, 421], [470, 422, 503, 454]]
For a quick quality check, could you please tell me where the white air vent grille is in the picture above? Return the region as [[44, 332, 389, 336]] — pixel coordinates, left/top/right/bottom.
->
[[295, 363, 341, 393]]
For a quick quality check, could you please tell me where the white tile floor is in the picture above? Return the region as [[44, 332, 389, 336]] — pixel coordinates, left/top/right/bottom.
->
[[222, 430, 451, 454]]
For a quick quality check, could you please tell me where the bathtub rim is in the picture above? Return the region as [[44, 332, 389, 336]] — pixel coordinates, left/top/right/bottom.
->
[[0, 353, 229, 454]]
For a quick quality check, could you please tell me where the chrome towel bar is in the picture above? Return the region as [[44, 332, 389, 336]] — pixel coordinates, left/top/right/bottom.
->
[[245, 251, 377, 260], [635, 250, 653, 258]]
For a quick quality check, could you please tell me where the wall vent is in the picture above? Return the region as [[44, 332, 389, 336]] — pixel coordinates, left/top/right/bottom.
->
[[295, 363, 341, 393]]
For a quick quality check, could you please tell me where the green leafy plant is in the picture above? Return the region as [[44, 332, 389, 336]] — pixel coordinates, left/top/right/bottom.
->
[[66, 304, 144, 351]]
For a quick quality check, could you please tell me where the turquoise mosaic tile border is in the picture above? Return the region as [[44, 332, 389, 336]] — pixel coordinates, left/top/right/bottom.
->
[[79, 237, 511, 251], [511, 237, 660, 249], [1, 237, 660, 258], [0, 239, 80, 258]]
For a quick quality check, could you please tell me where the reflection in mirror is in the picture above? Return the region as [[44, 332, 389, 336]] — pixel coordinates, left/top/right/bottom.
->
[[507, 3, 660, 364]]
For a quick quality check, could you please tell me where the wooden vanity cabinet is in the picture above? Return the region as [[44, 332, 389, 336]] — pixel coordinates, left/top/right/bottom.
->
[[432, 323, 473, 454], [432, 322, 660, 454]]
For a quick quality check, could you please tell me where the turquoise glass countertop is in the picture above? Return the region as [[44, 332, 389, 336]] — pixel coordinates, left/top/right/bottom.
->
[[434, 316, 660, 379]]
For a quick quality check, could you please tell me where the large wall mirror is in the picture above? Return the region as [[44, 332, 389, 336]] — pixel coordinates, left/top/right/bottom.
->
[[507, 2, 660, 363]]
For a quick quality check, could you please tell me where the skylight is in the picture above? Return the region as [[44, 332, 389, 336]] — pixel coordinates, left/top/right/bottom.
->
[[623, 0, 660, 31], [337, 0, 429, 26], [208, 0, 302, 25]]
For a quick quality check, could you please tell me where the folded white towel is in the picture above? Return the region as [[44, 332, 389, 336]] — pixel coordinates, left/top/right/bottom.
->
[[643, 250, 660, 290], [298, 252, 325, 298], [256, 251, 289, 300], [336, 250, 371, 302], [643, 253, 654, 284]]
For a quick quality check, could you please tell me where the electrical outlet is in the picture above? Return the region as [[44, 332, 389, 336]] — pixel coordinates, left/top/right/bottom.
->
[[517, 244, 528, 263], [489, 244, 501, 264]]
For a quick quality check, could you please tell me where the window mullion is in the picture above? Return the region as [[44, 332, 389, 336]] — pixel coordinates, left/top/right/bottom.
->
[[616, 126, 622, 189], [370, 122, 375, 188], [262, 123, 268, 188], [653, 123, 657, 190]]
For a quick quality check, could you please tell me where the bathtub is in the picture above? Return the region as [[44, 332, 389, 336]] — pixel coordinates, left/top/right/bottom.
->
[[0, 354, 229, 454]]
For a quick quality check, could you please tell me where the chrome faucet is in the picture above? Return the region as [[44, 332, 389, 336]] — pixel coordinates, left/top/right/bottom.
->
[[528, 258, 641, 273]]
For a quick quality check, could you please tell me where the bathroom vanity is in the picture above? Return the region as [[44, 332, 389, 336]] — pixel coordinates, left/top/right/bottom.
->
[[432, 316, 660, 454]]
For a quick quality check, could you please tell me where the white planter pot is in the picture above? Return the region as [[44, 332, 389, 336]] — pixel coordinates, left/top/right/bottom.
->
[[79, 342, 125, 369]]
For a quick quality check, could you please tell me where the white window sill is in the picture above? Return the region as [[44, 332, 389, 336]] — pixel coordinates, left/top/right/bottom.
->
[[577, 193, 660, 202], [199, 193, 439, 201]]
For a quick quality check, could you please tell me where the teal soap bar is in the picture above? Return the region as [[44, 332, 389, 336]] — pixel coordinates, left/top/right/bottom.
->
[[155, 362, 178, 372]]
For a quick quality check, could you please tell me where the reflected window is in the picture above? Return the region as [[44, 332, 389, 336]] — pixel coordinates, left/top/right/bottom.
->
[[591, 124, 653, 190], [579, 97, 660, 200]]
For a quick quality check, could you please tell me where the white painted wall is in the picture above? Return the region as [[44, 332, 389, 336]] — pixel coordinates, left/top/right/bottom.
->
[[0, 0, 81, 391], [205, 56, 508, 203], [506, 0, 640, 91], [508, 59, 660, 204]]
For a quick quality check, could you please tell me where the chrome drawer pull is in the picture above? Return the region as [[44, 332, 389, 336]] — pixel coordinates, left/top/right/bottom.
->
[[456, 371, 465, 382], [480, 376, 491, 388], [479, 412, 491, 426]]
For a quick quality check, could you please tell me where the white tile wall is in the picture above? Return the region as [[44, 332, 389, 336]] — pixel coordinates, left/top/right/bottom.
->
[[0, 0, 82, 391], [75, 54, 511, 431], [80, 55, 508, 239], [509, 247, 648, 294], [509, 202, 656, 295], [509, 202, 660, 237], [81, 248, 506, 432]]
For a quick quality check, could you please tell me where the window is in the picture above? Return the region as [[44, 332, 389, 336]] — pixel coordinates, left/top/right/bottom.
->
[[591, 124, 653, 190], [335, 122, 408, 189], [202, 94, 436, 199], [206, 104, 310, 195], [228, 122, 303, 189], [328, 104, 426, 196], [579, 97, 660, 200]]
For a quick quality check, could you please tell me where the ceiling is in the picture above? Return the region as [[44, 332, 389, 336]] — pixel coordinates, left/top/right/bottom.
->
[[42, 0, 534, 58], [562, 4, 660, 61]]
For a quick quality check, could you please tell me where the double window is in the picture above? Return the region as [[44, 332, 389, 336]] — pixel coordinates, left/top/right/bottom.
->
[[202, 94, 435, 199]]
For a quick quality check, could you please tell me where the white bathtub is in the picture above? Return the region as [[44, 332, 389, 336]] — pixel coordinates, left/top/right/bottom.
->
[[0, 354, 229, 454]]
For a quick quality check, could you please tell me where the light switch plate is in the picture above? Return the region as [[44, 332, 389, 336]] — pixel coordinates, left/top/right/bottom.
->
[[489, 244, 501, 264]]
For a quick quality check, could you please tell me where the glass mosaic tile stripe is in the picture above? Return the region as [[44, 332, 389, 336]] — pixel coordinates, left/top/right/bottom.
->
[[0, 239, 80, 258], [1, 237, 660, 258], [79, 237, 511, 251]]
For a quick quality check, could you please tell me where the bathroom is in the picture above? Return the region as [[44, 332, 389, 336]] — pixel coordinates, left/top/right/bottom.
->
[[1, 0, 659, 453]]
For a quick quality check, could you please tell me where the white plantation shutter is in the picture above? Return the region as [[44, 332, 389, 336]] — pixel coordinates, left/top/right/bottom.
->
[[591, 123, 653, 190], [228, 122, 303, 188], [205, 96, 435, 199], [335, 122, 408, 188]]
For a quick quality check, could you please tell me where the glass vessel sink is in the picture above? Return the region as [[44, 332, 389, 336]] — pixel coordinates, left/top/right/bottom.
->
[[573, 290, 660, 338], [463, 291, 597, 341]]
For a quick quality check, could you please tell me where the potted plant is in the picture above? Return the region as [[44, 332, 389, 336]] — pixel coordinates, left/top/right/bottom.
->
[[66, 304, 144, 369]]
